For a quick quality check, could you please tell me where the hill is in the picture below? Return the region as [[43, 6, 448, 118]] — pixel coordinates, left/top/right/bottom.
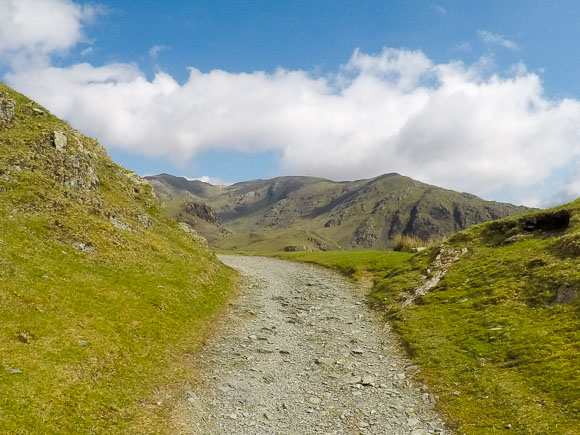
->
[[274, 203, 580, 433], [0, 83, 235, 432], [147, 173, 532, 251]]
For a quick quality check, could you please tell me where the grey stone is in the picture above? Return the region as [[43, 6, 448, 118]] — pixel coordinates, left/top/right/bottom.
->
[[109, 216, 132, 232], [137, 214, 153, 229], [361, 375, 376, 386], [72, 242, 96, 254], [0, 96, 15, 127], [52, 131, 68, 152]]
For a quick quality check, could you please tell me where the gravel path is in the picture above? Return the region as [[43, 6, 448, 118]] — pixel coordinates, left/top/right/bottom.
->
[[179, 255, 448, 434]]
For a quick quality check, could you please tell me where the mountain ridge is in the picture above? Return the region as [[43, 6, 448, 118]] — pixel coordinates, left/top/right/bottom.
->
[[147, 172, 533, 251]]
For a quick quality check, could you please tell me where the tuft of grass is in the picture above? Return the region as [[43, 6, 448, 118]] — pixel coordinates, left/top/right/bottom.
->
[[393, 234, 426, 252]]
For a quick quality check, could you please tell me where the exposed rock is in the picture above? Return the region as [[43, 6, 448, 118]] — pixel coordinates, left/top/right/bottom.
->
[[72, 242, 97, 254], [0, 95, 16, 127], [488, 209, 571, 243], [402, 246, 468, 308], [52, 131, 68, 152], [184, 202, 219, 224], [308, 236, 328, 251], [62, 156, 100, 190], [109, 216, 132, 232], [137, 214, 153, 230], [16, 331, 33, 344], [353, 219, 378, 248], [178, 222, 208, 243], [32, 131, 101, 191], [32, 107, 46, 116], [283, 245, 313, 252], [553, 286, 578, 305], [125, 170, 149, 185]]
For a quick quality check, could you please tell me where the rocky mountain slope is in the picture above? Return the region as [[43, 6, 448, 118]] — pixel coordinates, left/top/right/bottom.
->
[[147, 173, 532, 251], [0, 82, 234, 433]]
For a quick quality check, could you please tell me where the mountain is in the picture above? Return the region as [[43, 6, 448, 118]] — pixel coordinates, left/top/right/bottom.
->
[[0, 83, 234, 432], [146, 173, 532, 251]]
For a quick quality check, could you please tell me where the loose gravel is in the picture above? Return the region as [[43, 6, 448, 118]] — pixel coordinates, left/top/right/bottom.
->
[[179, 255, 448, 434]]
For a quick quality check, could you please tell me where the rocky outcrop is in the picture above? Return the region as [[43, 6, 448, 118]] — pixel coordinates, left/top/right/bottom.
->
[[352, 219, 378, 248], [0, 95, 15, 127], [184, 202, 219, 224], [402, 246, 468, 308]]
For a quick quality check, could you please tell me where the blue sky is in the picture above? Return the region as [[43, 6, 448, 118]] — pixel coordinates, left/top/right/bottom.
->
[[1, 0, 580, 206]]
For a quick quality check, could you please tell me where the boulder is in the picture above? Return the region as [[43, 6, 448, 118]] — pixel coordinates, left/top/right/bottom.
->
[[52, 131, 68, 152]]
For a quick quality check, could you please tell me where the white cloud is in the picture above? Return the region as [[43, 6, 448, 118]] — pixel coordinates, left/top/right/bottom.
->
[[149, 44, 168, 60], [2, 2, 580, 205], [185, 176, 231, 186], [7, 47, 580, 204], [0, 0, 101, 66], [478, 30, 518, 50], [80, 46, 94, 57]]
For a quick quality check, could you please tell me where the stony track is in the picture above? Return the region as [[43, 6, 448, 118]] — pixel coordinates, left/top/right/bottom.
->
[[179, 255, 447, 434]]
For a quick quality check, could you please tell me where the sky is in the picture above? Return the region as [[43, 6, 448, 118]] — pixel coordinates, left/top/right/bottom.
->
[[1, 1, 580, 207]]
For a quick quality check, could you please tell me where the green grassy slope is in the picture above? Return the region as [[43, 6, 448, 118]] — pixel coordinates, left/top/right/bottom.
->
[[146, 173, 532, 252], [0, 83, 236, 433], [276, 204, 580, 433]]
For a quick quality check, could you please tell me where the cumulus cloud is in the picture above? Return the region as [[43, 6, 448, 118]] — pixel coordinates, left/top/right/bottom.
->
[[6, 46, 580, 202], [0, 0, 101, 66], [478, 30, 518, 50], [2, 1, 580, 205]]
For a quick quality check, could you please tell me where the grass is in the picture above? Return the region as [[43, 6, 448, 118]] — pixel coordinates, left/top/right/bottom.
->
[[0, 83, 237, 433], [267, 205, 580, 434], [270, 249, 412, 279]]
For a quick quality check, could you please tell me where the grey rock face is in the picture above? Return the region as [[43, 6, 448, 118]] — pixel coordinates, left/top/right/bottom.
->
[[32, 131, 101, 191], [184, 202, 220, 224], [0, 96, 16, 127]]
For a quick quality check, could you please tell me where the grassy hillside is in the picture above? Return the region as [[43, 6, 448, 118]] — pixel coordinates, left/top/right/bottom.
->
[[277, 203, 580, 433], [0, 83, 236, 433], [147, 173, 532, 252]]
